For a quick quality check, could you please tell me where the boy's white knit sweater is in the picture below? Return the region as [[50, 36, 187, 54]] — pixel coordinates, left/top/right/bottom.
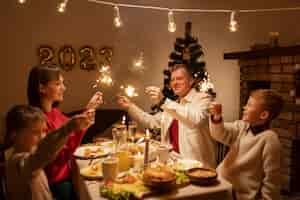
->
[[209, 119, 281, 200]]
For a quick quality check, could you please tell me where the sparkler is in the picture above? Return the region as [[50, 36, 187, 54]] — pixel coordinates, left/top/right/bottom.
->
[[120, 85, 139, 97]]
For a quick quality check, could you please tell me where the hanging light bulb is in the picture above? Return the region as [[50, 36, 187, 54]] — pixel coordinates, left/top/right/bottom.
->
[[113, 5, 122, 28], [168, 10, 176, 32], [229, 11, 238, 32], [18, 0, 26, 4], [57, 0, 69, 13]]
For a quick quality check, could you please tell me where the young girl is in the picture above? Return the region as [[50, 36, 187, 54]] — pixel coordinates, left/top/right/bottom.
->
[[27, 64, 103, 200], [5, 105, 94, 200]]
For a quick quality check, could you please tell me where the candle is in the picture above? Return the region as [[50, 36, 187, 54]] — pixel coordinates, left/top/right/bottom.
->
[[144, 129, 150, 169], [121, 115, 126, 125]]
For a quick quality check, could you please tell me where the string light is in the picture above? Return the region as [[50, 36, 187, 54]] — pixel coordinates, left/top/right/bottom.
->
[[168, 10, 176, 32], [113, 5, 122, 28], [57, 0, 69, 13], [87, 0, 300, 33], [18, 0, 26, 4], [229, 11, 238, 32]]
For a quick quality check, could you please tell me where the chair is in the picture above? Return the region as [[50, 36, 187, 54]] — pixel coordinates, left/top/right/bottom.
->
[[66, 109, 127, 144], [0, 144, 7, 200]]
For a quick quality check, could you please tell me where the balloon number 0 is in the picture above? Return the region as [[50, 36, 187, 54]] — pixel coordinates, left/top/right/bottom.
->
[[37, 45, 113, 71]]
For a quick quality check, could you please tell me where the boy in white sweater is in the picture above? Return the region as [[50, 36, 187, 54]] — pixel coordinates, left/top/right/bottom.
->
[[209, 89, 283, 200], [5, 105, 95, 200]]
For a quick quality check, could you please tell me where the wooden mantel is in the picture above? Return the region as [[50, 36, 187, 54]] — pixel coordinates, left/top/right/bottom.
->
[[224, 45, 300, 60]]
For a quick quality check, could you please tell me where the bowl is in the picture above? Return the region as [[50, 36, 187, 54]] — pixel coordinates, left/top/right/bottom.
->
[[185, 167, 218, 185]]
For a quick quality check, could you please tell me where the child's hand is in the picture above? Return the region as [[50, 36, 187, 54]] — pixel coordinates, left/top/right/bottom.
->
[[86, 91, 103, 110], [209, 102, 222, 121], [71, 109, 95, 131]]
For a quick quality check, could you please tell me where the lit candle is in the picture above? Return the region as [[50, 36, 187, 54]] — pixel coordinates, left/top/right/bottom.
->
[[121, 115, 126, 125], [144, 129, 150, 169]]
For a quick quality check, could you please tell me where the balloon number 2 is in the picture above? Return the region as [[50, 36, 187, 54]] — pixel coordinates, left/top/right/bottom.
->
[[37, 45, 113, 71]]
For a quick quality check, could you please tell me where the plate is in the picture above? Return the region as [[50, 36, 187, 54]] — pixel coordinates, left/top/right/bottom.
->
[[80, 162, 103, 180], [174, 159, 203, 171], [74, 146, 110, 159], [186, 167, 218, 185]]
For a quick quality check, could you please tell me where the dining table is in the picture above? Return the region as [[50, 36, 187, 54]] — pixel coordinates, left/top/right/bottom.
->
[[71, 139, 234, 200]]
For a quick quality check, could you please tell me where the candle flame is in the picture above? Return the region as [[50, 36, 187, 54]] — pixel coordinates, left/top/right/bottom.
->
[[146, 129, 150, 138], [122, 115, 126, 124]]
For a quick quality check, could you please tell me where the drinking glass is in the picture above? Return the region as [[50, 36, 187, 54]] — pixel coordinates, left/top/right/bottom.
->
[[102, 156, 118, 182], [128, 121, 137, 143], [112, 124, 127, 152]]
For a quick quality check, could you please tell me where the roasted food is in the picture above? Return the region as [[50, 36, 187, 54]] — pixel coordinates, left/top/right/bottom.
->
[[143, 164, 176, 188]]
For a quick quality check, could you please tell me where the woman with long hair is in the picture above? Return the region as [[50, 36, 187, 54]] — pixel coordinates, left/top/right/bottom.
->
[[27, 64, 102, 200]]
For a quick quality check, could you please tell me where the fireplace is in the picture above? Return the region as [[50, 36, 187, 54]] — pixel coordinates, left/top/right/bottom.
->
[[224, 45, 300, 193]]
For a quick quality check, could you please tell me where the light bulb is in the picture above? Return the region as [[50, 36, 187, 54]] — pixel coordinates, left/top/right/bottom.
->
[[113, 6, 122, 27], [114, 17, 122, 27], [168, 22, 176, 32], [57, 0, 69, 13], [168, 10, 176, 32], [229, 11, 238, 32], [18, 0, 26, 4]]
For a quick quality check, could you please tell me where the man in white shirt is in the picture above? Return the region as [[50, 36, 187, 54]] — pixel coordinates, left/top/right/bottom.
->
[[117, 64, 217, 168]]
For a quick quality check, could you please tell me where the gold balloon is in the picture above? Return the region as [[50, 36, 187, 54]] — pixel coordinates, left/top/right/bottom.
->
[[98, 46, 113, 66], [79, 46, 97, 71], [58, 45, 76, 71], [37, 45, 55, 65]]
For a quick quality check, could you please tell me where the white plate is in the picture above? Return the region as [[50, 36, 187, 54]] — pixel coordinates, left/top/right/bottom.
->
[[80, 162, 103, 180], [175, 159, 203, 171], [74, 146, 110, 159]]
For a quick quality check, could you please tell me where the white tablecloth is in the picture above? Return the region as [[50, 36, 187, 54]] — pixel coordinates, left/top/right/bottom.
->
[[73, 159, 233, 200]]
